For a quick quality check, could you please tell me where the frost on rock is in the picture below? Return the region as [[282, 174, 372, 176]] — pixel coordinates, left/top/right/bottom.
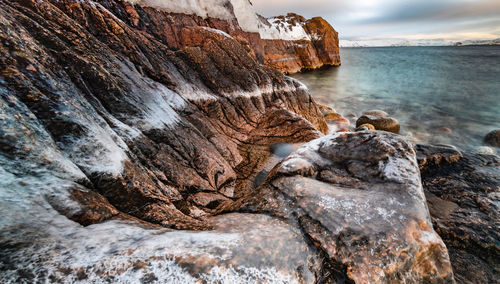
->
[[0, 210, 317, 283]]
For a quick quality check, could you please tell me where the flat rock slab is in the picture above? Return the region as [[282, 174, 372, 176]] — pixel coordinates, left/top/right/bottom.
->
[[0, 213, 320, 283]]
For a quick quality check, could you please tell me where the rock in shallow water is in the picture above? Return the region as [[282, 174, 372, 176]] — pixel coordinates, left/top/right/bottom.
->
[[355, 123, 375, 131], [484, 129, 500, 147], [356, 115, 400, 134]]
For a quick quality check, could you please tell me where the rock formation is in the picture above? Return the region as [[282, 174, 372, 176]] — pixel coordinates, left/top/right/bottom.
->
[[102, 0, 341, 74], [484, 129, 500, 147], [417, 144, 500, 283], [223, 131, 455, 283], [0, 0, 495, 283]]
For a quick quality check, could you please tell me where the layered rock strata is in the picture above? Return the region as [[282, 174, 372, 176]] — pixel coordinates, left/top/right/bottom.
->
[[106, 0, 341, 73], [0, 0, 480, 283]]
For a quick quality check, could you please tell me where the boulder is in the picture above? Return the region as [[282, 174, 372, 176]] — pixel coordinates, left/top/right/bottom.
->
[[355, 123, 375, 131], [324, 112, 342, 121], [356, 115, 400, 134], [484, 129, 500, 147], [231, 132, 454, 283]]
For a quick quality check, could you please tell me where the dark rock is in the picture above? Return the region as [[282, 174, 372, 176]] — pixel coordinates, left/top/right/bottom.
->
[[484, 129, 500, 147], [356, 115, 400, 133], [417, 144, 500, 283]]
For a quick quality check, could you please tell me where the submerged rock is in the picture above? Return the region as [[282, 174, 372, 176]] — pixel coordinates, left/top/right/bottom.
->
[[356, 115, 401, 134], [484, 129, 500, 147], [230, 132, 454, 283]]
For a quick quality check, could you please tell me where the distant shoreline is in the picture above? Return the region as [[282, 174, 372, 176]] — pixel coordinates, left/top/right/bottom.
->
[[341, 44, 500, 48]]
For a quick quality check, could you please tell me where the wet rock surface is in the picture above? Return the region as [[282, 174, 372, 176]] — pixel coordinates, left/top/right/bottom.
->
[[356, 115, 400, 134], [417, 144, 500, 283], [0, 213, 322, 283], [0, 0, 328, 229], [484, 129, 500, 147], [227, 131, 455, 283], [0, 1, 333, 281]]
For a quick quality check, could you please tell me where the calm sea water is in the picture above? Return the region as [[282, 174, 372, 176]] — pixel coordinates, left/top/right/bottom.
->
[[292, 46, 500, 152]]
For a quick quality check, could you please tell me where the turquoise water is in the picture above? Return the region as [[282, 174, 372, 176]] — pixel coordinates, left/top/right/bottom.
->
[[292, 46, 500, 152]]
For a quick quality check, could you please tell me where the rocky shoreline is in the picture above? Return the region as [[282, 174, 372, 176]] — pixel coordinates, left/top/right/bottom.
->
[[0, 0, 498, 283]]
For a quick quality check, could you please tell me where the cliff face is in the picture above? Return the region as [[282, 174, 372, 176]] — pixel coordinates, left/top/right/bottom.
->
[[1, 0, 329, 229], [101, 1, 341, 74], [0, 0, 459, 283]]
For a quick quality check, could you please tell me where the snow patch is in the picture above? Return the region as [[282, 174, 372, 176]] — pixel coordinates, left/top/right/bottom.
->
[[260, 16, 310, 41], [63, 125, 128, 176]]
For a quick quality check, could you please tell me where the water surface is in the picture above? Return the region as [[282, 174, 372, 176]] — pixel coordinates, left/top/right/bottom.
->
[[292, 46, 500, 152]]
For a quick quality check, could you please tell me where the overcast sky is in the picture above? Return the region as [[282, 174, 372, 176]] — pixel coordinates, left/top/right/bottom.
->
[[251, 0, 500, 44]]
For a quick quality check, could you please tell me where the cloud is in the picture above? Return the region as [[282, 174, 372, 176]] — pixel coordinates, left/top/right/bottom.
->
[[250, 0, 500, 42], [357, 0, 500, 24]]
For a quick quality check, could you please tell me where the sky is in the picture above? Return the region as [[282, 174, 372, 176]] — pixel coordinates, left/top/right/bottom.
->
[[251, 0, 500, 46]]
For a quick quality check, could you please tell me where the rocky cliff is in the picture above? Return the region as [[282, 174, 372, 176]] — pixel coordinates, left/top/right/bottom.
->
[[103, 0, 341, 74], [0, 0, 497, 283]]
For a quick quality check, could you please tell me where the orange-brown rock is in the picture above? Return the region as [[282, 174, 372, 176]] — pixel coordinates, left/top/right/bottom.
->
[[261, 14, 341, 73]]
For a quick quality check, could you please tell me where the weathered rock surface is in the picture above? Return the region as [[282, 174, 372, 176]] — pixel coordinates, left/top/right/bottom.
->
[[0, 0, 480, 283], [261, 14, 341, 73], [226, 132, 455, 283], [0, 0, 344, 282], [101, 2, 340, 74], [417, 144, 500, 283], [0, 213, 322, 282], [0, 0, 329, 229]]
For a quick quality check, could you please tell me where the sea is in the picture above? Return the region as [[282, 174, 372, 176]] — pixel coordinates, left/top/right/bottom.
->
[[292, 46, 500, 153]]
